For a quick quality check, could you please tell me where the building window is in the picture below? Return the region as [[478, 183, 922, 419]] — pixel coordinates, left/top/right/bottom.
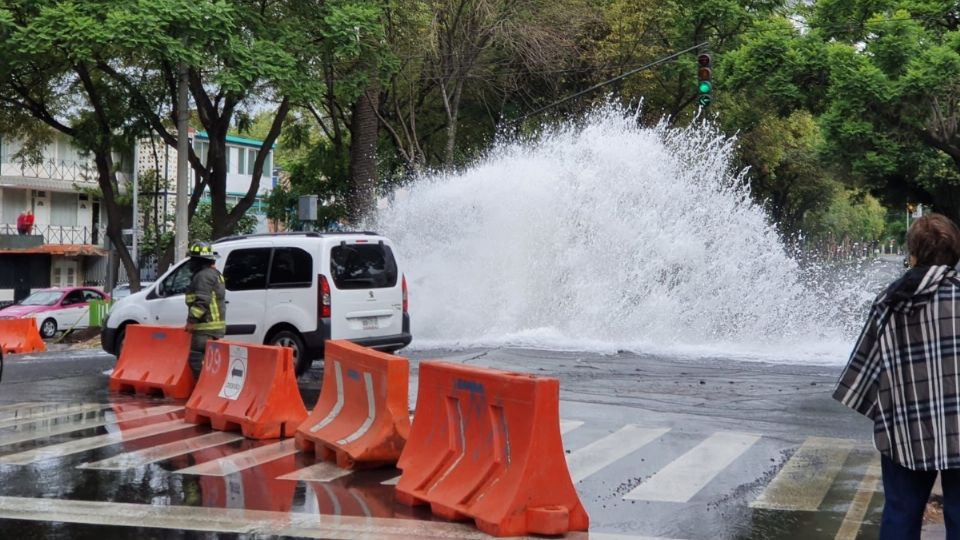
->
[[225, 147, 231, 172], [195, 141, 209, 166], [247, 149, 256, 175], [237, 146, 244, 175]]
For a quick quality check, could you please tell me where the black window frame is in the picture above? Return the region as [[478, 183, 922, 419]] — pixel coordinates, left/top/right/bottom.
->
[[329, 243, 399, 290], [223, 247, 271, 292], [267, 247, 313, 289]]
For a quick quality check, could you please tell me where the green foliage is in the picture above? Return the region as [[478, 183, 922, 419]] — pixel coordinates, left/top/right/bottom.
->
[[10, 0, 956, 250], [727, 109, 840, 232], [267, 136, 351, 229], [804, 190, 888, 243], [190, 201, 257, 243]]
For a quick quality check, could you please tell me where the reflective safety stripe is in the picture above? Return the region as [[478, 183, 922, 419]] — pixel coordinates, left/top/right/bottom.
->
[[210, 291, 221, 323], [189, 307, 206, 319], [193, 321, 225, 331]]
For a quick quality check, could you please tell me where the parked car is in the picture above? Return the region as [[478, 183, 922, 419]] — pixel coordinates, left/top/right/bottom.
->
[[101, 231, 412, 375], [0, 287, 111, 338], [111, 282, 155, 300]]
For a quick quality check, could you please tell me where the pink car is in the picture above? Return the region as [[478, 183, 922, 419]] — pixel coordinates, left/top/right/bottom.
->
[[0, 287, 110, 338]]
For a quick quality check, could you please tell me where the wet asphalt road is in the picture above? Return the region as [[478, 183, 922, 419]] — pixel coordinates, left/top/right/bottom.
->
[[0, 345, 906, 540]]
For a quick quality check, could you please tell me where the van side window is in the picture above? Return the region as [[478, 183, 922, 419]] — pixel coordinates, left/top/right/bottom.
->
[[330, 244, 398, 289], [224, 248, 270, 291], [268, 247, 312, 288], [160, 263, 194, 297]]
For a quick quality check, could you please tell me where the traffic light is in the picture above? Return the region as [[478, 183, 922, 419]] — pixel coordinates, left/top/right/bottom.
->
[[697, 53, 712, 107]]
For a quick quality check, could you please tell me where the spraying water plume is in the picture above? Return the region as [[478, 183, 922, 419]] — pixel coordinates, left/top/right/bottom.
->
[[376, 107, 875, 363]]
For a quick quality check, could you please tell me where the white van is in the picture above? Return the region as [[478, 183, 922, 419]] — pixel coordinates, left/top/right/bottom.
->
[[101, 232, 411, 375]]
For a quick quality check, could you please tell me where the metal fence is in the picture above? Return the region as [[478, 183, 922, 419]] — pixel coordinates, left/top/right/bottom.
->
[[0, 223, 106, 245]]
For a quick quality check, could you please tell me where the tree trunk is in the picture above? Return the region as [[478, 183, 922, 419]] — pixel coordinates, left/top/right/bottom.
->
[[348, 81, 380, 224], [443, 79, 465, 166], [93, 151, 139, 290]]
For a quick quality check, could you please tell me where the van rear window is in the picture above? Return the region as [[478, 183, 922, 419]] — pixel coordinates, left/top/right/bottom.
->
[[330, 244, 398, 290]]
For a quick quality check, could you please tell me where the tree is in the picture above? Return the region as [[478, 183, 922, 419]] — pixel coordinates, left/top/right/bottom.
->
[[725, 2, 960, 222], [0, 1, 143, 288], [587, 0, 786, 123], [88, 0, 308, 240], [726, 109, 840, 234], [377, 0, 589, 172]]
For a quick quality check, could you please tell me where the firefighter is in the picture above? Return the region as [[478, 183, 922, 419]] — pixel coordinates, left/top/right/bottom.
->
[[185, 241, 225, 377]]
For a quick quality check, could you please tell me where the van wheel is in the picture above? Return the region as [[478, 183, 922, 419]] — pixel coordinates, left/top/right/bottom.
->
[[40, 318, 57, 339], [269, 330, 309, 376], [115, 323, 132, 357]]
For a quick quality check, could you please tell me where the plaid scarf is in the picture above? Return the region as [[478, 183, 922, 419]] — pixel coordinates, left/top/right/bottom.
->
[[834, 265, 960, 470]]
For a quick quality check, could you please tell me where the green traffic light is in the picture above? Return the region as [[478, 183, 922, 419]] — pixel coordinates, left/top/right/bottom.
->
[[698, 94, 712, 107], [698, 80, 712, 94]]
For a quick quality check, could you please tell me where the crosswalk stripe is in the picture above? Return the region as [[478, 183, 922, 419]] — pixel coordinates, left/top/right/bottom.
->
[[834, 457, 882, 540], [0, 402, 55, 417], [567, 425, 670, 483], [176, 439, 299, 476], [381, 474, 400, 486], [0, 403, 108, 429], [0, 495, 674, 539], [0, 419, 195, 465], [560, 420, 585, 434], [0, 406, 184, 447], [750, 437, 856, 512], [624, 431, 761, 503], [77, 431, 244, 471], [278, 460, 353, 482]]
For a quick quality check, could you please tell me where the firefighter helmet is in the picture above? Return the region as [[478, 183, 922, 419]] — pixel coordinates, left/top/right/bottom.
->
[[188, 241, 218, 260]]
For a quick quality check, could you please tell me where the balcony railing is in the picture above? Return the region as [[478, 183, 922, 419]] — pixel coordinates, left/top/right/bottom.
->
[[1, 159, 97, 183], [0, 223, 106, 246], [0, 160, 130, 184]]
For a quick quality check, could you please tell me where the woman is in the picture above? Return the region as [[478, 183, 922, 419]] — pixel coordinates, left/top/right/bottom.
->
[[835, 213, 960, 539]]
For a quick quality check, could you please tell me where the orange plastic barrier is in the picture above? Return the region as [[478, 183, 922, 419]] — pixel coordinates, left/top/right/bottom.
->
[[395, 361, 589, 537], [0, 318, 46, 354], [108, 325, 195, 399], [295, 340, 409, 468], [185, 340, 307, 439]]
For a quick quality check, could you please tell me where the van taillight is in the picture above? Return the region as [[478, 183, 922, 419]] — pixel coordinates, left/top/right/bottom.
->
[[319, 275, 331, 318], [402, 274, 408, 313]]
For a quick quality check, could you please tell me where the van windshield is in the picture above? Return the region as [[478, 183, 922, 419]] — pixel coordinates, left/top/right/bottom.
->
[[330, 244, 398, 290]]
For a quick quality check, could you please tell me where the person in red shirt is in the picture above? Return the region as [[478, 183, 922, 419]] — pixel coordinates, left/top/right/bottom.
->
[[15, 211, 27, 235], [22, 210, 34, 235]]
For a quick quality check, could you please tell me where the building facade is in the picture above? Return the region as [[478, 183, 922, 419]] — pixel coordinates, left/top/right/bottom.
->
[[0, 129, 277, 300], [0, 133, 127, 302], [136, 131, 275, 243]]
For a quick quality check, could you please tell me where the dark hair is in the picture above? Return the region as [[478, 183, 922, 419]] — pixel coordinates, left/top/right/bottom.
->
[[907, 213, 960, 267]]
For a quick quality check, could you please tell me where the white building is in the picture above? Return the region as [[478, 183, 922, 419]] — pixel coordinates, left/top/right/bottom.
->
[[0, 132, 127, 302]]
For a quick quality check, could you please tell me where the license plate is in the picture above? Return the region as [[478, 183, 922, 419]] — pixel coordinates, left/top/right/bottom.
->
[[361, 317, 378, 330]]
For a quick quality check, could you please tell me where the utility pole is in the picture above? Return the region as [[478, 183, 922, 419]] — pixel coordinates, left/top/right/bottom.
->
[[131, 141, 138, 269], [174, 62, 189, 262]]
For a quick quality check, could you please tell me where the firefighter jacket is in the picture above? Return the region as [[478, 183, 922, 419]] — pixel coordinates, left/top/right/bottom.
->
[[185, 264, 226, 337]]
